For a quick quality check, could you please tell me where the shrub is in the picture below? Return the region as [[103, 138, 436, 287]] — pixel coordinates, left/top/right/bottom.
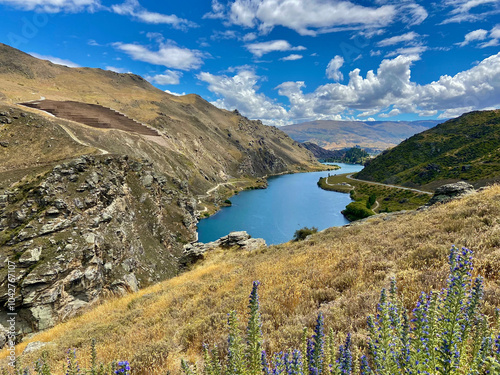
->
[[292, 227, 318, 241], [366, 194, 376, 209], [342, 202, 374, 221]]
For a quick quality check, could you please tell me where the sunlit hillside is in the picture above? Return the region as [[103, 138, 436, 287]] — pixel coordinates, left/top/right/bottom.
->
[[3, 185, 500, 374]]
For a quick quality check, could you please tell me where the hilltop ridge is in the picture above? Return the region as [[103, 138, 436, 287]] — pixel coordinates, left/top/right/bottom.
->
[[355, 109, 500, 190]]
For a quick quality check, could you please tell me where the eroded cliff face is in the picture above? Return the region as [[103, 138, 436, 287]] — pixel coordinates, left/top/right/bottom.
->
[[0, 155, 197, 333]]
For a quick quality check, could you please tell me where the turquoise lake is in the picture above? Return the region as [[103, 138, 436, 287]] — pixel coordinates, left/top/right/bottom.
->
[[197, 163, 364, 245]]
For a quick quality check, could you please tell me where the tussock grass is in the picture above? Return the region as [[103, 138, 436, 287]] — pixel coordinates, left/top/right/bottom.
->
[[2, 186, 500, 373]]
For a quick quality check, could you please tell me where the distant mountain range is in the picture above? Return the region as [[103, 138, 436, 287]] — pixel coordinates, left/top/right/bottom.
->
[[355, 110, 500, 190], [281, 119, 444, 152]]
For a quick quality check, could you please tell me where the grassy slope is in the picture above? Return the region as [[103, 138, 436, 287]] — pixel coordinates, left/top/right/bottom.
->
[[356, 110, 500, 190], [4, 185, 500, 373], [281, 120, 441, 151]]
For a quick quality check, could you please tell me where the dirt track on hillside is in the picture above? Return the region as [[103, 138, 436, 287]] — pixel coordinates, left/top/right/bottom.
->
[[20, 99, 159, 136]]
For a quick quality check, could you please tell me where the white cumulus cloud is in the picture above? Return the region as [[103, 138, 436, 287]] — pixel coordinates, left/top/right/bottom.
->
[[106, 66, 129, 73], [377, 32, 420, 47], [281, 54, 303, 61], [457, 29, 488, 46], [146, 70, 182, 85], [326, 56, 344, 81], [217, 0, 398, 36], [113, 42, 204, 71], [111, 0, 196, 28], [165, 90, 186, 96], [198, 52, 500, 125], [197, 69, 288, 124], [245, 40, 306, 57]]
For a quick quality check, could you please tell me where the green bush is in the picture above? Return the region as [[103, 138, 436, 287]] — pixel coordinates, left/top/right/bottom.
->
[[366, 194, 376, 209], [342, 201, 374, 221], [292, 227, 318, 241]]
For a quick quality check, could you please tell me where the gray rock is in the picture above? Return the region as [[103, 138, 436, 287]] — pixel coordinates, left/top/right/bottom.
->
[[83, 233, 96, 244], [0, 141, 9, 147], [181, 231, 265, 266], [74, 197, 84, 209], [54, 199, 67, 210], [141, 174, 154, 187], [238, 238, 266, 251], [123, 273, 139, 292], [45, 207, 60, 216], [220, 231, 251, 247], [39, 219, 71, 235], [19, 247, 42, 265], [30, 305, 55, 330], [23, 341, 49, 354], [58, 299, 89, 321], [428, 181, 475, 205]]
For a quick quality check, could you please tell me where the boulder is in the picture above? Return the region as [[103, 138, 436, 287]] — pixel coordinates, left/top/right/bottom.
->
[[19, 247, 42, 265], [180, 242, 217, 267], [238, 238, 266, 251], [23, 341, 49, 354], [180, 231, 265, 267], [30, 305, 55, 330], [428, 181, 475, 205], [219, 231, 251, 247]]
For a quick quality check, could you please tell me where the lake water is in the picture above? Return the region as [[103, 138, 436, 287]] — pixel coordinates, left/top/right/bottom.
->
[[197, 163, 364, 245]]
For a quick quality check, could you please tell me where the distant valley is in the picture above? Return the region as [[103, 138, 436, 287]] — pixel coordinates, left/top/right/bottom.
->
[[281, 119, 443, 152]]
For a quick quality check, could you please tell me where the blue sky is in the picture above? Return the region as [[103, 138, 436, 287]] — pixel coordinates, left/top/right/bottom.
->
[[1, 0, 499, 125]]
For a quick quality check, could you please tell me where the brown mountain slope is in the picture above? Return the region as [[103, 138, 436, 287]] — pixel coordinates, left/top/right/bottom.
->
[[0, 43, 322, 335]]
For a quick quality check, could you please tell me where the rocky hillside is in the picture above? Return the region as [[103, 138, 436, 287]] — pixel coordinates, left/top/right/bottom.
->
[[355, 110, 500, 190], [0, 44, 322, 336], [300, 142, 343, 159], [281, 119, 442, 152]]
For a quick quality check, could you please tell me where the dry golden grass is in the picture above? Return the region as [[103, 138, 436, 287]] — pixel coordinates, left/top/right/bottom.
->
[[2, 186, 500, 373]]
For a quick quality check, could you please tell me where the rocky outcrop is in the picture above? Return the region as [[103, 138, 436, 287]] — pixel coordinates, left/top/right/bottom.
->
[[428, 181, 475, 205], [0, 155, 197, 339], [180, 231, 266, 267]]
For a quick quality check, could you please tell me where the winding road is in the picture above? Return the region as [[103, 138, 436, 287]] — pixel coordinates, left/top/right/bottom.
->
[[324, 173, 432, 195], [57, 123, 109, 155], [344, 174, 433, 195]]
